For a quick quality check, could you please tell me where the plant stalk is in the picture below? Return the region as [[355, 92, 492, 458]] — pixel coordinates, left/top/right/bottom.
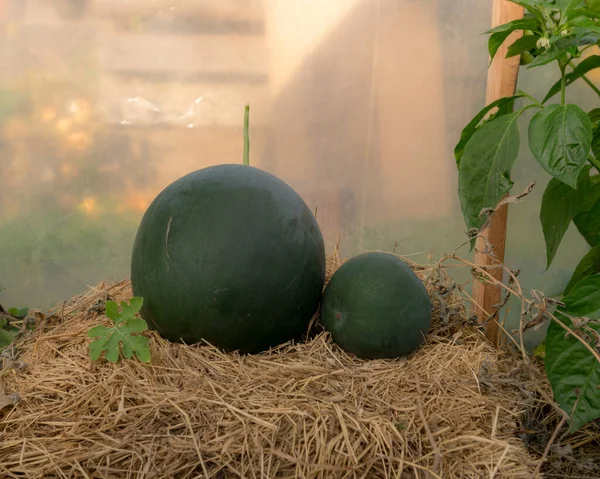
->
[[243, 103, 250, 166], [560, 64, 567, 105]]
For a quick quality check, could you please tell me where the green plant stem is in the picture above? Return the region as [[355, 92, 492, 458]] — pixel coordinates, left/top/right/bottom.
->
[[243, 103, 250, 166], [589, 155, 600, 173], [560, 64, 567, 105]]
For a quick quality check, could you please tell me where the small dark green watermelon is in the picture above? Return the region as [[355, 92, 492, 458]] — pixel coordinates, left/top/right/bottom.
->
[[130, 164, 326, 354], [320, 252, 432, 359]]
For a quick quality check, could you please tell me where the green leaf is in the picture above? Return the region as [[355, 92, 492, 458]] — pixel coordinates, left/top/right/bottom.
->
[[590, 108, 600, 124], [573, 172, 600, 245], [526, 49, 565, 68], [7, 307, 28, 319], [509, 1, 546, 16], [540, 166, 593, 269], [565, 245, 600, 294], [545, 274, 600, 432], [590, 117, 600, 161], [543, 56, 600, 103], [569, 16, 600, 33], [561, 0, 586, 17], [574, 192, 600, 245], [486, 18, 540, 61], [540, 178, 578, 269], [454, 95, 526, 167], [458, 113, 520, 237], [88, 335, 110, 361], [0, 328, 18, 351], [120, 297, 143, 319], [105, 300, 119, 321], [506, 35, 540, 58], [87, 298, 150, 363], [528, 104, 593, 188]]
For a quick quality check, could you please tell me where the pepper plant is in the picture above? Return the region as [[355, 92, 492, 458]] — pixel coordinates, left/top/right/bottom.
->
[[455, 0, 600, 432]]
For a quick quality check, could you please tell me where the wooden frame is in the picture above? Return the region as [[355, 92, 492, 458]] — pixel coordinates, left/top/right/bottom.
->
[[473, 0, 524, 347]]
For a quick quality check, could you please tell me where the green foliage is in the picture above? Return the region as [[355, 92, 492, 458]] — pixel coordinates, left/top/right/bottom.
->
[[455, 0, 600, 431], [7, 307, 29, 319], [454, 94, 527, 166], [565, 245, 600, 293], [540, 175, 580, 268], [87, 297, 151, 364], [545, 274, 600, 432], [0, 306, 29, 352], [458, 113, 521, 238], [528, 104, 593, 187], [243, 103, 250, 166], [0, 318, 18, 352], [543, 56, 600, 102]]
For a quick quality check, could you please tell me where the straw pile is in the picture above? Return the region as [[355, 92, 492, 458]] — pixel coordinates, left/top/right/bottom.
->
[[0, 251, 595, 478]]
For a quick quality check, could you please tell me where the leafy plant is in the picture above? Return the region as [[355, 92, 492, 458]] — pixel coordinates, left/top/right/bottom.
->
[[0, 306, 29, 352], [87, 297, 151, 363], [456, 0, 600, 431], [0, 317, 19, 352], [7, 307, 29, 319]]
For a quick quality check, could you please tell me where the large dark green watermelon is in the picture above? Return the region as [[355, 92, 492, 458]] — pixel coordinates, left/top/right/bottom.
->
[[320, 252, 432, 359], [130, 164, 326, 354]]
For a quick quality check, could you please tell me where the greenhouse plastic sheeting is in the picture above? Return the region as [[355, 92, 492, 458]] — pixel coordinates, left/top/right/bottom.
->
[[0, 0, 591, 347]]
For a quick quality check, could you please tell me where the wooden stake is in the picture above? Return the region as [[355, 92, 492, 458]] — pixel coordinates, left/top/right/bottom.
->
[[473, 0, 524, 347]]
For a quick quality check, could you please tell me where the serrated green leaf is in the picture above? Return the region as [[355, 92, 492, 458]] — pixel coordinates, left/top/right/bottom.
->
[[543, 56, 600, 103], [130, 335, 151, 363], [123, 317, 148, 333], [540, 178, 578, 269], [458, 113, 520, 238], [573, 172, 600, 246], [87, 324, 111, 338], [565, 245, 600, 294], [105, 300, 119, 321], [528, 104, 593, 188], [88, 337, 109, 361], [454, 95, 526, 167], [129, 297, 143, 314], [120, 297, 143, 319], [506, 34, 540, 58], [103, 335, 121, 363], [87, 298, 150, 363], [486, 18, 540, 61], [545, 274, 600, 432]]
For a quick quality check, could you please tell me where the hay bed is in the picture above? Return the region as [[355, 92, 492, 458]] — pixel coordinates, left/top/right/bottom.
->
[[0, 252, 594, 478]]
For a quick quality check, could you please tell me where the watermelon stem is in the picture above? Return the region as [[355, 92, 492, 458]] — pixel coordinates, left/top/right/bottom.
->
[[243, 103, 250, 166]]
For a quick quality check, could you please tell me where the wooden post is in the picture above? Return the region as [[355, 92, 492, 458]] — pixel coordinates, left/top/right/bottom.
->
[[473, 0, 524, 347]]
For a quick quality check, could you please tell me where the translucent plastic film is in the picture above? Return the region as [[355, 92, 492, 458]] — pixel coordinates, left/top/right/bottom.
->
[[0, 0, 587, 346]]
